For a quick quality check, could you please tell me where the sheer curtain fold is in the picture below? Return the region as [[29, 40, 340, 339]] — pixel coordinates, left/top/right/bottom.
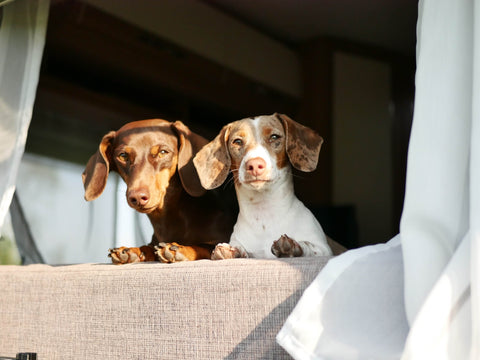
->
[[0, 0, 49, 230], [401, 0, 478, 358], [470, 1, 480, 356], [277, 0, 479, 358], [400, 0, 473, 325]]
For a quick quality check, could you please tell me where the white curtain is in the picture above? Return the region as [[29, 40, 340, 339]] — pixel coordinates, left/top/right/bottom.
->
[[0, 0, 49, 230], [277, 0, 479, 358]]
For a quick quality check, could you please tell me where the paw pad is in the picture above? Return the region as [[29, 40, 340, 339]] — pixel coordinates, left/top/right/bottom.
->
[[271, 234, 303, 258]]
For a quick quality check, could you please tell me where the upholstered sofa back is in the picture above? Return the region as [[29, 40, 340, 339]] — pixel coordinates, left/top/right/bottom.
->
[[0, 257, 330, 359]]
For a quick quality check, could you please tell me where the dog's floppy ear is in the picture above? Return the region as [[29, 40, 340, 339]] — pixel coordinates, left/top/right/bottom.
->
[[193, 125, 231, 190], [82, 131, 115, 201], [171, 120, 208, 197], [276, 113, 323, 172]]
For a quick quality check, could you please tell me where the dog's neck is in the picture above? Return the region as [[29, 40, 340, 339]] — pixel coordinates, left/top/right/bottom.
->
[[146, 173, 185, 232], [145, 170, 179, 204], [234, 170, 297, 221], [146, 173, 228, 246]]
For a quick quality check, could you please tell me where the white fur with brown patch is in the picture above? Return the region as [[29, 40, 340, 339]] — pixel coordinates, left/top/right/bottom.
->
[[194, 114, 332, 259]]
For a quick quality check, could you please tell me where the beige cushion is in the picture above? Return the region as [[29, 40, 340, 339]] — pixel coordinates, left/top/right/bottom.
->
[[0, 257, 330, 359]]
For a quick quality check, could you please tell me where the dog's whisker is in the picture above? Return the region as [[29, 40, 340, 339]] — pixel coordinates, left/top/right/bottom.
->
[[291, 172, 307, 180], [224, 176, 236, 188]]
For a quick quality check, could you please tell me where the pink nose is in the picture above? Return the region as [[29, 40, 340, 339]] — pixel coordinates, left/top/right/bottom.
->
[[245, 157, 266, 177], [128, 189, 149, 207]]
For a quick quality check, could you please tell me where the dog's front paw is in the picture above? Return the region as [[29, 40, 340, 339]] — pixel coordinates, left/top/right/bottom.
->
[[154, 242, 190, 263], [271, 234, 303, 258], [108, 246, 155, 264], [211, 243, 246, 260]]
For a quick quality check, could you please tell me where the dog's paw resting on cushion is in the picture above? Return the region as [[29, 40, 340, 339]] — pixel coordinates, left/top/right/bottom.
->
[[154, 242, 212, 263], [271, 234, 304, 258], [211, 243, 247, 260], [108, 246, 156, 265]]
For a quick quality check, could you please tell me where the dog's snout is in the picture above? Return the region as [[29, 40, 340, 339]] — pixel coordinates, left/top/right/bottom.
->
[[246, 157, 267, 177], [128, 189, 150, 207]]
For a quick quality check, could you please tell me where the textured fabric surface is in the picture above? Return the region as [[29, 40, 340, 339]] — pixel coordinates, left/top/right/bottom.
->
[[0, 257, 329, 359]]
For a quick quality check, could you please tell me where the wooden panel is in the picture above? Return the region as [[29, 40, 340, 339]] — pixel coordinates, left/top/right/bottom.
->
[[44, 1, 298, 117]]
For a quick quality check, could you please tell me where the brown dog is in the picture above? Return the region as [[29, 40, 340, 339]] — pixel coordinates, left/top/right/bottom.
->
[[82, 119, 235, 264]]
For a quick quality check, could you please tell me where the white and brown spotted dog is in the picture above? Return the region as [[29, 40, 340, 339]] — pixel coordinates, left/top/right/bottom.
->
[[193, 113, 332, 259]]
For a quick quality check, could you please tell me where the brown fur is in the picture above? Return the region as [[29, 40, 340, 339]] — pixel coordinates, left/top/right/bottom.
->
[[82, 119, 235, 264]]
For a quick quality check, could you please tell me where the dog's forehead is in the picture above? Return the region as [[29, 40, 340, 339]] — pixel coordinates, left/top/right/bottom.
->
[[230, 115, 283, 138], [252, 115, 284, 136], [228, 119, 254, 135], [115, 120, 178, 147]]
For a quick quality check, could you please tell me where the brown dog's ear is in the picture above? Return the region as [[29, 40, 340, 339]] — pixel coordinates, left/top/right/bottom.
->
[[171, 121, 208, 197], [193, 125, 231, 190], [82, 131, 116, 201], [276, 113, 323, 172]]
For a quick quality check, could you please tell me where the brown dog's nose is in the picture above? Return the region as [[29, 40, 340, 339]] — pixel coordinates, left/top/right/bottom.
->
[[245, 157, 267, 177], [128, 189, 149, 207]]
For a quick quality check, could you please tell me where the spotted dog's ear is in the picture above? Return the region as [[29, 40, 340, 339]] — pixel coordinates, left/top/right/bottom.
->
[[171, 120, 208, 197], [193, 125, 231, 190], [276, 113, 323, 172]]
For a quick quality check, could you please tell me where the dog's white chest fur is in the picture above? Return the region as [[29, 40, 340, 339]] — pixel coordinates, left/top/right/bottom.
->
[[229, 117, 331, 257], [231, 173, 331, 258]]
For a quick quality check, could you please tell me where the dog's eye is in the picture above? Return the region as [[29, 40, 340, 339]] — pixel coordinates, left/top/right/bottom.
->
[[232, 138, 243, 146], [269, 134, 281, 142], [150, 146, 169, 157], [117, 152, 129, 162]]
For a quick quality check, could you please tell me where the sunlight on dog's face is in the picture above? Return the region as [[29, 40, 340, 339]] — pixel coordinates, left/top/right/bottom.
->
[[226, 116, 289, 190], [112, 121, 179, 213]]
